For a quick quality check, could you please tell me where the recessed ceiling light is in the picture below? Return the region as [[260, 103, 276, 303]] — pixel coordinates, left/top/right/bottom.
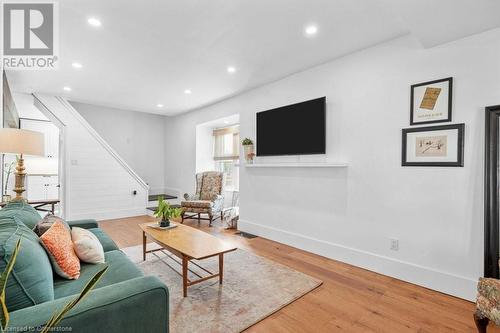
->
[[63, 86, 72, 92], [184, 89, 192, 95], [227, 66, 236, 73], [72, 62, 82, 69], [305, 25, 318, 36], [157, 104, 164, 108], [87, 17, 102, 27]]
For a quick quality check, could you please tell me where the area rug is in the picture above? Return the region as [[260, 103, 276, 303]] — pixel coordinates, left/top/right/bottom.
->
[[122, 244, 322, 333]]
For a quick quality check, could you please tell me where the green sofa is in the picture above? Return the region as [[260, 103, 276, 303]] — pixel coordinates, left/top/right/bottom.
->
[[0, 201, 169, 332]]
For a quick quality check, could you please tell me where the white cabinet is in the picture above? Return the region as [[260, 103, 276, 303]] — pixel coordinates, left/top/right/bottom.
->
[[21, 119, 59, 158], [27, 175, 59, 201]]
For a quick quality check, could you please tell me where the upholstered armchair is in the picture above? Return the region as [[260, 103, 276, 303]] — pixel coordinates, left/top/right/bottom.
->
[[475, 276, 500, 332], [181, 171, 225, 226]]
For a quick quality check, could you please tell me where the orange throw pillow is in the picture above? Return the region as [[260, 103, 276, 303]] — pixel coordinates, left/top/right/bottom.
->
[[40, 220, 80, 279]]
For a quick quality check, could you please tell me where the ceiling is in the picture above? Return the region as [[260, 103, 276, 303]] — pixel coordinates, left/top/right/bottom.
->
[[6, 0, 500, 115]]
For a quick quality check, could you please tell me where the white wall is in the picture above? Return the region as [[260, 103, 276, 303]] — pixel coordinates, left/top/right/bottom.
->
[[195, 124, 214, 174], [13, 93, 48, 121], [35, 94, 149, 220], [72, 102, 166, 194], [164, 29, 500, 300]]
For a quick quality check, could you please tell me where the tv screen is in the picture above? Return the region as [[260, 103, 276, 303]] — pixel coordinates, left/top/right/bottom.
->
[[256, 97, 326, 156]]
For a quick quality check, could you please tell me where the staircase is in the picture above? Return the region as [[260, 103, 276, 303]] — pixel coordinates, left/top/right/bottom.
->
[[146, 193, 181, 217], [33, 94, 150, 220]]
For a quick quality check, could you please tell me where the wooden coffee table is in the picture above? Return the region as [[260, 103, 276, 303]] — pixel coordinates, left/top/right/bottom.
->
[[139, 222, 237, 297]]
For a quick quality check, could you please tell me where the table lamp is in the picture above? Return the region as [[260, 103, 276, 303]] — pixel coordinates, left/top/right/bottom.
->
[[0, 128, 45, 201]]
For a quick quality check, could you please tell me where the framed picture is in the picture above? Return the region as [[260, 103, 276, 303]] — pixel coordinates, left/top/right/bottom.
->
[[402, 123, 464, 167], [410, 77, 453, 125]]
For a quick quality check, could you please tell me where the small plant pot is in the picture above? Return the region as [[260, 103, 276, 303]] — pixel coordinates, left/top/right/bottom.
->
[[243, 144, 254, 162], [159, 219, 170, 227]]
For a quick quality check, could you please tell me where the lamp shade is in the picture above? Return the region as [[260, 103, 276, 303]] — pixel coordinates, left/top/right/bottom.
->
[[0, 128, 45, 156]]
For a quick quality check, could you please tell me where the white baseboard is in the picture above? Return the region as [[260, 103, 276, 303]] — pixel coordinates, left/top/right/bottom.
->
[[239, 219, 477, 301], [69, 208, 148, 221]]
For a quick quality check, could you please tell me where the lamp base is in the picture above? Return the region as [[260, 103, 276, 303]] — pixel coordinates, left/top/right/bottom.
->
[[13, 155, 27, 201]]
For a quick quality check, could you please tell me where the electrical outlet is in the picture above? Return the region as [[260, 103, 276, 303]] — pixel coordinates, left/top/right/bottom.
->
[[390, 238, 399, 251]]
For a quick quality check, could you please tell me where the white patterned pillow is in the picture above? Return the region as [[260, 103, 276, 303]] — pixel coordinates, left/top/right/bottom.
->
[[71, 227, 105, 264]]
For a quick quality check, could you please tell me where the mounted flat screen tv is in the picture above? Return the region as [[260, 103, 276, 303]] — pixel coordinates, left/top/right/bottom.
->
[[256, 97, 326, 156]]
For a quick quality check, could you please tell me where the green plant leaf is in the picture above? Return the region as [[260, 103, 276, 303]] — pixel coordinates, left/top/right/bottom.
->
[[0, 239, 21, 332], [154, 196, 165, 218], [242, 138, 253, 145], [41, 265, 109, 333]]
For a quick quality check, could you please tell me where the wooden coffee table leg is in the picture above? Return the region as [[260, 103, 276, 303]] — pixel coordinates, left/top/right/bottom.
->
[[219, 253, 223, 284], [182, 255, 188, 297], [142, 231, 146, 261]]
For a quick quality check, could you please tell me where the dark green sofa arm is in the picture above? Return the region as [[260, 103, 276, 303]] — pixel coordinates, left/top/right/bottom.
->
[[66, 219, 99, 229], [9, 276, 169, 333]]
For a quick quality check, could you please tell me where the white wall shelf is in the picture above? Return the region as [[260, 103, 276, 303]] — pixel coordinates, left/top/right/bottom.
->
[[244, 162, 348, 168]]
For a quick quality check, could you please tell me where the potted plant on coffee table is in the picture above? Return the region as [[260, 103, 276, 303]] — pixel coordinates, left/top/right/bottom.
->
[[154, 196, 182, 227]]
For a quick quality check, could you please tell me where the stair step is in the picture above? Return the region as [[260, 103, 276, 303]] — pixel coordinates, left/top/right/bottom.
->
[[147, 204, 181, 212], [148, 194, 177, 201]]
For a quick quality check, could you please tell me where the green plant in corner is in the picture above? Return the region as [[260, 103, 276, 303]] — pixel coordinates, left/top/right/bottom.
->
[[0, 239, 108, 333], [241, 138, 253, 146], [154, 196, 182, 225]]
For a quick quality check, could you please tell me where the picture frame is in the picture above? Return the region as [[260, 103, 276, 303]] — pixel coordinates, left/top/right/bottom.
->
[[402, 123, 464, 167], [410, 77, 453, 125]]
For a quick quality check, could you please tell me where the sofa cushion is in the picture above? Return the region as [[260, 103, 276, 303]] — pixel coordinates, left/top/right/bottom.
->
[[54, 250, 143, 299], [1, 201, 41, 229], [0, 202, 54, 311], [88, 228, 119, 252], [181, 200, 213, 209]]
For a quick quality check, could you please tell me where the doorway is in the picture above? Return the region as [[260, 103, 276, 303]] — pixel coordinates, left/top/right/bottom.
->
[[1, 92, 64, 217]]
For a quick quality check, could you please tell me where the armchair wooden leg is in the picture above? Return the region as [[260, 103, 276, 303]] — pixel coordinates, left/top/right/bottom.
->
[[181, 212, 184, 224], [208, 213, 213, 227], [198, 213, 201, 224], [474, 313, 489, 333]]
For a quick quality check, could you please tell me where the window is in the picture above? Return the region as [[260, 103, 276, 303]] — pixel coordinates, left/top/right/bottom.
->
[[213, 125, 239, 190]]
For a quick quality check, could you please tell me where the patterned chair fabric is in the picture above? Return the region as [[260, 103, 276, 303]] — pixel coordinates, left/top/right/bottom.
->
[[181, 172, 224, 225], [476, 277, 500, 327]]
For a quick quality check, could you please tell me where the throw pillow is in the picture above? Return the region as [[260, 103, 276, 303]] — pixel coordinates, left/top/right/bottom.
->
[[71, 227, 105, 264], [34, 214, 70, 236], [40, 220, 80, 279]]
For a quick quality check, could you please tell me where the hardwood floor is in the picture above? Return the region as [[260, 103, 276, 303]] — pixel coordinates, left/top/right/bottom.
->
[[100, 215, 492, 332]]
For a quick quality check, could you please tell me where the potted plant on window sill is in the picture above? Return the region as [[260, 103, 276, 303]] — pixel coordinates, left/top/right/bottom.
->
[[154, 196, 182, 227], [242, 138, 254, 164]]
